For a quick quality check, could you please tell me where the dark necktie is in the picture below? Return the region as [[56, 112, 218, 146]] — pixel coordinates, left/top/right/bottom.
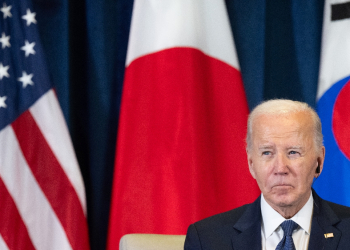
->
[[275, 220, 299, 250]]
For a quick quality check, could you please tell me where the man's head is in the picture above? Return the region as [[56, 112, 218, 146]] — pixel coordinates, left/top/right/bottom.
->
[[246, 99, 325, 218]]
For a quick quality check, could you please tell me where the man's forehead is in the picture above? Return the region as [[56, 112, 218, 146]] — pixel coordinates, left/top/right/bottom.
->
[[252, 111, 312, 130], [251, 112, 315, 144]]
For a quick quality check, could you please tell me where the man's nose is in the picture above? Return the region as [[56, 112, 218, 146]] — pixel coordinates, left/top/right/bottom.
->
[[274, 152, 289, 174]]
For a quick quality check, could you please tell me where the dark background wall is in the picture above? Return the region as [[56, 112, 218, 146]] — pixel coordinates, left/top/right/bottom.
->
[[32, 0, 324, 249]]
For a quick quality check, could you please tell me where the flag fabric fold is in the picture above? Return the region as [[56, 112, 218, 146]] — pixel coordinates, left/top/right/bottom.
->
[[0, 0, 90, 249], [108, 0, 260, 248], [314, 0, 350, 205]]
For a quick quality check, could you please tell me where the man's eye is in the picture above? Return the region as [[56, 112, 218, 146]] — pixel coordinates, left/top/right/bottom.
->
[[289, 151, 298, 155], [262, 151, 271, 155]]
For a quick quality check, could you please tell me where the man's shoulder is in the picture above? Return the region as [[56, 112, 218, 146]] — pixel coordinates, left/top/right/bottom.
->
[[324, 200, 350, 220], [313, 190, 350, 220], [192, 203, 250, 230], [185, 204, 255, 249]]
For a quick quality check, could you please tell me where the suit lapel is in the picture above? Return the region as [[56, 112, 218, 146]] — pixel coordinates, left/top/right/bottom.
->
[[231, 196, 262, 250], [309, 190, 341, 250]]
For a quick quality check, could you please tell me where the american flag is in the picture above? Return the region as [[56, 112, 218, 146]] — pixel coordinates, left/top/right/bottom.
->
[[0, 0, 90, 249]]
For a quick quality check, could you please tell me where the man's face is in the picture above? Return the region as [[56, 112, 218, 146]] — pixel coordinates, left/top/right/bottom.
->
[[247, 111, 325, 216]]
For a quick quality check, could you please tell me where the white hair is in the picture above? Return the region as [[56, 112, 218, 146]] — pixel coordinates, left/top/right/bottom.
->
[[246, 99, 323, 152]]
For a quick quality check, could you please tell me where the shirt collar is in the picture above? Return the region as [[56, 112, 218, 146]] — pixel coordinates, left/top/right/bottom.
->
[[260, 192, 313, 239]]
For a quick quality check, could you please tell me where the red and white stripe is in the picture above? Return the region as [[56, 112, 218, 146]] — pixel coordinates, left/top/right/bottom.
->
[[0, 90, 89, 250], [0, 235, 9, 250]]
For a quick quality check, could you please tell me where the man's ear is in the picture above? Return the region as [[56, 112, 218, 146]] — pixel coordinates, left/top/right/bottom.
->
[[247, 152, 256, 179], [316, 146, 325, 177]]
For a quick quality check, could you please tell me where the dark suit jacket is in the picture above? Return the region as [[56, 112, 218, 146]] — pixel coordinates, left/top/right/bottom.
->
[[184, 190, 350, 249]]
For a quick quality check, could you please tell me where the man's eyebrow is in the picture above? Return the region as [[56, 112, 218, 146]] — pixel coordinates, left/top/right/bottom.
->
[[287, 146, 303, 150], [258, 145, 274, 150]]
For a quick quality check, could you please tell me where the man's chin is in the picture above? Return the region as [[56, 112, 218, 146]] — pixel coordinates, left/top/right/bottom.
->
[[268, 188, 295, 207]]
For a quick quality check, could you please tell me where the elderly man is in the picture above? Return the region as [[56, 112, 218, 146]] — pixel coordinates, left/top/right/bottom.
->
[[184, 99, 350, 250]]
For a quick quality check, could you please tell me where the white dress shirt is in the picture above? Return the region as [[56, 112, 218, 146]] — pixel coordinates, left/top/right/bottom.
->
[[260, 193, 313, 250]]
